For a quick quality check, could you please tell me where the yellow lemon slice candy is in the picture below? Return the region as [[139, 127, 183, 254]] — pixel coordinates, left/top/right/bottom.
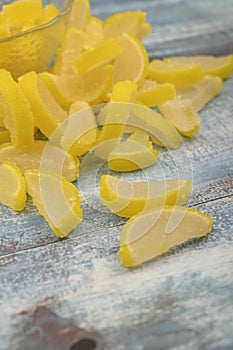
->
[[68, 0, 91, 30], [84, 17, 104, 50], [40, 3, 60, 25], [54, 65, 114, 106], [2, 0, 43, 29], [136, 79, 176, 107], [108, 132, 159, 172], [127, 104, 182, 149], [39, 72, 72, 111], [0, 23, 10, 39], [113, 33, 149, 85], [158, 97, 200, 137], [52, 27, 86, 75], [21, 3, 60, 30], [74, 39, 122, 74], [147, 59, 204, 87], [18, 71, 68, 138], [0, 69, 34, 153], [25, 170, 82, 238], [60, 101, 98, 156], [167, 55, 233, 80], [0, 140, 79, 182], [103, 11, 146, 39], [123, 126, 165, 148], [137, 22, 153, 41], [95, 81, 137, 160], [120, 205, 212, 267], [0, 161, 26, 211], [100, 174, 192, 218], [176, 76, 222, 112]]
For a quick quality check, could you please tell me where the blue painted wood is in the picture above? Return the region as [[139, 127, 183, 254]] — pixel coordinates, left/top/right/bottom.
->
[[0, 0, 233, 349]]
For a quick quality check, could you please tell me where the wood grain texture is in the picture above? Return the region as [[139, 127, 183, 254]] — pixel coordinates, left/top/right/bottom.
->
[[0, 0, 233, 349]]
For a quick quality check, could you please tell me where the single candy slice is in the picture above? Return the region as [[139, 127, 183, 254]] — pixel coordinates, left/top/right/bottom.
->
[[100, 174, 192, 218], [103, 11, 146, 39], [25, 170, 82, 238], [136, 79, 176, 107], [68, 0, 91, 30], [167, 55, 233, 80], [0, 161, 26, 211], [52, 27, 86, 75], [158, 97, 200, 137], [60, 101, 98, 156], [84, 17, 104, 50], [147, 59, 203, 87], [73, 39, 122, 74], [137, 22, 153, 41], [54, 65, 114, 105], [39, 72, 71, 111], [113, 33, 149, 85], [95, 81, 137, 160], [176, 76, 222, 112], [108, 132, 158, 172], [40, 3, 60, 25], [120, 206, 212, 267], [0, 140, 79, 182], [18, 71, 68, 138], [0, 23, 10, 39], [0, 69, 34, 152], [127, 104, 182, 149]]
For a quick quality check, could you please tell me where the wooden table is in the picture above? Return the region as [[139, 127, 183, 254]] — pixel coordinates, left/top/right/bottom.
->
[[0, 0, 233, 349]]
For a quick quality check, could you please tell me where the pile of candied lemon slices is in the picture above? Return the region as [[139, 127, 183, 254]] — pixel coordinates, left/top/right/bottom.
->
[[0, 0, 233, 267]]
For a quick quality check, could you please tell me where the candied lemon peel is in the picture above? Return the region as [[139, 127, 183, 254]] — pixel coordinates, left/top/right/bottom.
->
[[113, 33, 149, 85], [25, 169, 82, 238], [54, 65, 114, 106], [167, 55, 233, 80], [0, 69, 34, 152], [0, 141, 79, 182], [147, 59, 204, 87], [120, 206, 213, 267], [0, 161, 26, 211], [136, 79, 176, 107], [158, 97, 201, 137], [84, 17, 104, 50], [18, 71, 68, 138], [68, 0, 91, 30], [127, 103, 182, 149], [95, 81, 137, 160], [52, 27, 86, 75], [108, 132, 159, 172], [60, 101, 98, 156], [100, 174, 192, 218], [103, 11, 146, 39], [74, 38, 122, 74], [176, 76, 222, 112]]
